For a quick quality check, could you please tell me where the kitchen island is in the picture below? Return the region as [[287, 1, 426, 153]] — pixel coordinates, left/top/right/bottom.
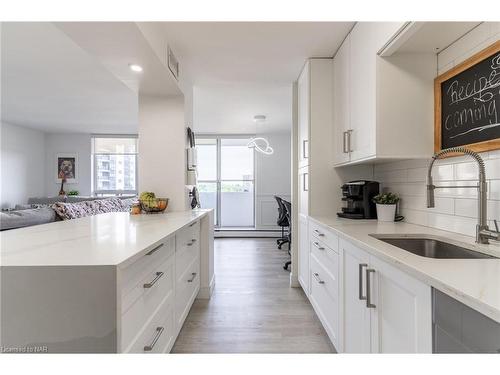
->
[[0, 209, 214, 353]]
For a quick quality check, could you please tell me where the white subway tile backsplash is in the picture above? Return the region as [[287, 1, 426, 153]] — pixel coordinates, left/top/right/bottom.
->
[[490, 180, 500, 200], [400, 194, 425, 210], [407, 167, 427, 183], [454, 198, 477, 218], [401, 208, 428, 227], [487, 200, 500, 221], [454, 199, 500, 221], [454, 162, 480, 180], [485, 159, 500, 180], [433, 164, 454, 181], [428, 197, 455, 215], [427, 213, 477, 237]]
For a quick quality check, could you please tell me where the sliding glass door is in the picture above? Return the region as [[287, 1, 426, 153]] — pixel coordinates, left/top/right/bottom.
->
[[196, 136, 254, 228]]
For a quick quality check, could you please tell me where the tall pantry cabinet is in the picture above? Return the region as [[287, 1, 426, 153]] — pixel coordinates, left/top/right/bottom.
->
[[296, 59, 340, 292]]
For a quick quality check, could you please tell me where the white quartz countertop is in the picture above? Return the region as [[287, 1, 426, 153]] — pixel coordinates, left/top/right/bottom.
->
[[310, 215, 500, 323], [0, 210, 211, 268]]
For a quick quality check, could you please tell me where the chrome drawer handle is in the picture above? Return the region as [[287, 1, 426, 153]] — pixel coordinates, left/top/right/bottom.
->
[[187, 238, 197, 246], [302, 139, 309, 159], [359, 264, 367, 300], [189, 221, 197, 227], [145, 243, 163, 256], [314, 229, 325, 237], [313, 272, 325, 284], [143, 327, 164, 352], [187, 272, 197, 283], [143, 272, 164, 289], [313, 242, 325, 250], [366, 268, 376, 309]]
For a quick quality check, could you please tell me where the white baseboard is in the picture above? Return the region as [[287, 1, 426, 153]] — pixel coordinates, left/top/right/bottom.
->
[[197, 275, 215, 299]]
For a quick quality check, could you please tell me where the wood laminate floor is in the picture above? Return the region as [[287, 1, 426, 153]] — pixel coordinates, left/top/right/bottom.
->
[[171, 238, 335, 353]]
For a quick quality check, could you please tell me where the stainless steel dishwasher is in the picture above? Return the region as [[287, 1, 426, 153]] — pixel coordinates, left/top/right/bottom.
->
[[433, 289, 500, 353]]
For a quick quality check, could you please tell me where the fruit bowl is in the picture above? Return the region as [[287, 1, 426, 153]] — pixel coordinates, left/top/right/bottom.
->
[[139, 198, 169, 213]]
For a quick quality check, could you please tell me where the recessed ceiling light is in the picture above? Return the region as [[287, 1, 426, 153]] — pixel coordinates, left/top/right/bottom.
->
[[129, 64, 143, 73]]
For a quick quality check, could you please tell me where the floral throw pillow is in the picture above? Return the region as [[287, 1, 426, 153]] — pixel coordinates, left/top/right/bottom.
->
[[96, 197, 127, 213]]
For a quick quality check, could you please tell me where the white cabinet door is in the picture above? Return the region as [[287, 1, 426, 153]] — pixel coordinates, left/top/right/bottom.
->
[[369, 256, 432, 353], [298, 61, 310, 168], [298, 214, 309, 294], [341, 239, 371, 353], [298, 166, 309, 217], [332, 35, 351, 165], [349, 23, 377, 162]]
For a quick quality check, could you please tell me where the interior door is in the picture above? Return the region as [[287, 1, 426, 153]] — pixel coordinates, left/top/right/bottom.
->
[[298, 61, 310, 168], [341, 238, 371, 353], [369, 255, 432, 353], [333, 34, 351, 165]]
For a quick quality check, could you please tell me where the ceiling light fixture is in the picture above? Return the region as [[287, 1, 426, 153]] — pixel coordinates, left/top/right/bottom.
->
[[129, 64, 143, 73], [247, 137, 274, 155], [248, 115, 274, 155]]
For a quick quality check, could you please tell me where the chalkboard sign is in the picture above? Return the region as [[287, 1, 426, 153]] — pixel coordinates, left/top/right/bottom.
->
[[434, 41, 500, 153]]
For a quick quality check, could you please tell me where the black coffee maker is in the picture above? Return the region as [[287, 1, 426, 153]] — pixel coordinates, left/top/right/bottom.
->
[[337, 180, 379, 219]]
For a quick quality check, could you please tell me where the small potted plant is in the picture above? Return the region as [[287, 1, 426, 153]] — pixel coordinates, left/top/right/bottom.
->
[[373, 192, 400, 222]]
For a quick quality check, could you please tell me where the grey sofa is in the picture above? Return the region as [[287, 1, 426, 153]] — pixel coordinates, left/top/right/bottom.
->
[[0, 208, 58, 231]]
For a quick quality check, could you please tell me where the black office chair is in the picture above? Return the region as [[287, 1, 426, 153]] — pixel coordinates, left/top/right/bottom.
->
[[274, 196, 289, 249], [282, 199, 292, 271]]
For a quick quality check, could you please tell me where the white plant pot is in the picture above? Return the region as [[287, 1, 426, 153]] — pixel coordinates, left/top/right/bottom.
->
[[376, 204, 396, 222]]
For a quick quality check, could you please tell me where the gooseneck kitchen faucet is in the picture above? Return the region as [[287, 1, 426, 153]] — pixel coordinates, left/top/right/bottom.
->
[[427, 146, 500, 244]]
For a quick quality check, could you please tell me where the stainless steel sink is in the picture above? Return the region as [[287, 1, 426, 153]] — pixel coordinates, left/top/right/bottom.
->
[[370, 235, 497, 259]]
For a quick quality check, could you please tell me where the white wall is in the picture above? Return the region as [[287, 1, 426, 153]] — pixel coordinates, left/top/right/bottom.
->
[[138, 94, 187, 212], [255, 132, 291, 230], [0, 122, 46, 208], [44, 133, 92, 197], [374, 22, 500, 237]]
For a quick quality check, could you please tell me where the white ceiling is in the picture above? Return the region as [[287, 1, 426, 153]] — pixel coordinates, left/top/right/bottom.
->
[[194, 84, 292, 134], [1, 22, 139, 134], [162, 22, 354, 133], [1, 22, 353, 135]]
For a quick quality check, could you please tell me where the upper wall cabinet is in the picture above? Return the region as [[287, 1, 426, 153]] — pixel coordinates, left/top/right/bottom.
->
[[333, 22, 436, 166]]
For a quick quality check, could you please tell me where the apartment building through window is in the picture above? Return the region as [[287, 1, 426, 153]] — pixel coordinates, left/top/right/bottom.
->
[[92, 136, 138, 195]]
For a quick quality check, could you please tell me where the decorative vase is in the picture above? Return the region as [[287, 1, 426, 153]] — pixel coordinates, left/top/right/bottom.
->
[[376, 203, 396, 222]]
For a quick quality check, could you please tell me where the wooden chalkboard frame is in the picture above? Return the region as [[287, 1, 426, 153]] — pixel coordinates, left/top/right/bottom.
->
[[434, 40, 500, 155]]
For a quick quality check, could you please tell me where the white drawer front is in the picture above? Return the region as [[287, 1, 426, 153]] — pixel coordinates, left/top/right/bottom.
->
[[120, 235, 175, 293], [309, 221, 338, 252], [176, 220, 200, 250], [176, 226, 200, 280], [121, 254, 174, 350], [310, 238, 339, 280], [175, 257, 200, 329], [309, 254, 339, 347], [125, 296, 175, 353]]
